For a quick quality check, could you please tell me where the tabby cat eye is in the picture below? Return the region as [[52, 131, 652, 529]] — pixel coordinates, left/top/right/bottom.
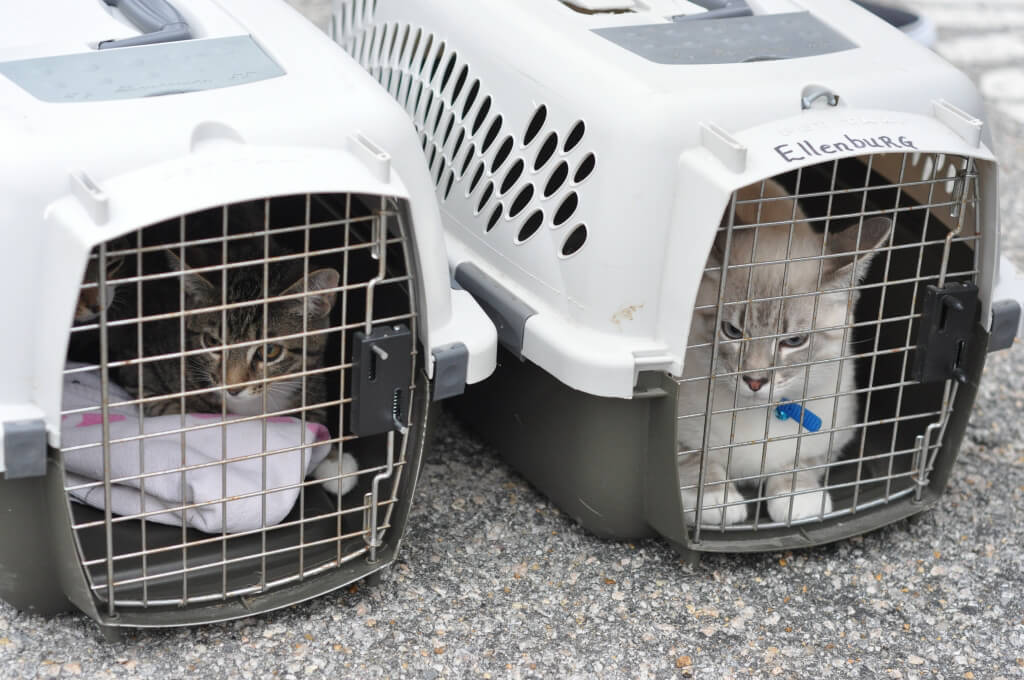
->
[[255, 343, 284, 363], [200, 332, 222, 351]]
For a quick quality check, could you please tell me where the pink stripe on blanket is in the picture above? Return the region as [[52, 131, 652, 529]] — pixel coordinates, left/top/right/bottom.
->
[[307, 423, 330, 442], [77, 413, 127, 427]]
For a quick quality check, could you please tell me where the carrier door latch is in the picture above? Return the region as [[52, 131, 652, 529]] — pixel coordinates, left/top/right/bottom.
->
[[911, 282, 979, 384], [351, 324, 413, 437]]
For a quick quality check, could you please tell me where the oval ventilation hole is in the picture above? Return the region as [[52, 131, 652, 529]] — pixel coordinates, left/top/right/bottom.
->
[[509, 184, 535, 218], [450, 65, 469, 102], [561, 224, 588, 257], [516, 210, 544, 244], [486, 203, 503, 232], [523, 105, 547, 146], [500, 159, 525, 195], [427, 144, 438, 172], [535, 132, 558, 171], [420, 90, 435, 128], [432, 151, 445, 185], [451, 128, 466, 161], [490, 136, 514, 174], [439, 52, 457, 91], [443, 169, 455, 201], [420, 132, 429, 150], [397, 25, 412, 63], [405, 28, 422, 68], [441, 112, 456, 147], [467, 160, 485, 195], [481, 115, 503, 154], [553, 192, 579, 226], [418, 33, 434, 74], [386, 25, 400, 62], [477, 181, 495, 214], [410, 80, 425, 114], [460, 143, 476, 178], [428, 41, 447, 82], [472, 96, 492, 135], [462, 80, 480, 118], [564, 121, 586, 152], [431, 104, 446, 136], [544, 162, 570, 198], [574, 153, 596, 184]]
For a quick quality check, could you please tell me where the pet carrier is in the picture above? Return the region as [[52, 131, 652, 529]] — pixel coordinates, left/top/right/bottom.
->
[[0, 0, 496, 635], [334, 0, 1024, 558]]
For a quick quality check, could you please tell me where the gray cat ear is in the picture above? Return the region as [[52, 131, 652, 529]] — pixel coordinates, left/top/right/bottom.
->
[[164, 250, 215, 306], [822, 216, 893, 284], [283, 268, 340, 319]]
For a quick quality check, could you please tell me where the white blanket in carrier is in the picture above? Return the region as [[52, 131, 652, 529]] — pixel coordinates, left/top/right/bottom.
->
[[60, 364, 333, 534]]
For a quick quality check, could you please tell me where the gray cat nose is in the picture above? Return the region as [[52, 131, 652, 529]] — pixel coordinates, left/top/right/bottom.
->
[[743, 376, 768, 392], [226, 386, 246, 396]]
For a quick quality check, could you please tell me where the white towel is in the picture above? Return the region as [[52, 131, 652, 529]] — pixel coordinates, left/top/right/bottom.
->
[[60, 363, 333, 534]]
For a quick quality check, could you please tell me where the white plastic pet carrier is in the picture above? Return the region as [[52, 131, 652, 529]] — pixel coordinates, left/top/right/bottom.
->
[[335, 0, 1024, 557], [0, 0, 496, 635]]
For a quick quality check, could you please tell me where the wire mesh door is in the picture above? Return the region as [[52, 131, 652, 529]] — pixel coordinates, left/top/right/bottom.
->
[[677, 152, 981, 543], [61, 193, 419, 611]]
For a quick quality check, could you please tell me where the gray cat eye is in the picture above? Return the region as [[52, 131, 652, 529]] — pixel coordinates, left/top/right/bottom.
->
[[779, 334, 809, 348], [720, 321, 743, 339]]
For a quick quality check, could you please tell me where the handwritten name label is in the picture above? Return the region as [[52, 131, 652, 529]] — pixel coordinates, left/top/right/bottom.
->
[[774, 134, 917, 163]]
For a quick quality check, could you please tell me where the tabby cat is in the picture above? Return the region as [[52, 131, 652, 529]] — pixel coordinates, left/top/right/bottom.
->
[[119, 243, 340, 422]]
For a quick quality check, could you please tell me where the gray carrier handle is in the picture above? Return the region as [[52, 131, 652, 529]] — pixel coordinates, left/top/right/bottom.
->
[[673, 0, 752, 21], [98, 0, 192, 50]]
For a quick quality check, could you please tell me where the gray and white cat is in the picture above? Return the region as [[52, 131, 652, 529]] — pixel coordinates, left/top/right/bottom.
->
[[678, 179, 892, 526]]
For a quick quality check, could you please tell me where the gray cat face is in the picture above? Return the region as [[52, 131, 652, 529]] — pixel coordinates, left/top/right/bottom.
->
[[167, 250, 339, 415], [692, 180, 892, 403]]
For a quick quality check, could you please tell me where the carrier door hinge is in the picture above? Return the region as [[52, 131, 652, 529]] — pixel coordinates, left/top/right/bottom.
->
[[0, 419, 48, 479], [988, 300, 1022, 353], [911, 282, 979, 384], [431, 343, 468, 402], [351, 324, 413, 437]]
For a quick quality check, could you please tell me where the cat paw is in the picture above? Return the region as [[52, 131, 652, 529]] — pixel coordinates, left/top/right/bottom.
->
[[767, 488, 832, 523], [312, 451, 360, 496], [682, 486, 749, 527]]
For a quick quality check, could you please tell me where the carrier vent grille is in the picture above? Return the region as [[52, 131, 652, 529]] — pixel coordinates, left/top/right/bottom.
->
[[343, 21, 595, 259]]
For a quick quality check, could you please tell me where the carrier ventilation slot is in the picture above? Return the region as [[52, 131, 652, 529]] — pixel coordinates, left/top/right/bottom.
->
[[342, 19, 597, 259]]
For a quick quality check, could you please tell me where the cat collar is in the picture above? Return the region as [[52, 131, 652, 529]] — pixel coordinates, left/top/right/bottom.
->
[[775, 399, 823, 433]]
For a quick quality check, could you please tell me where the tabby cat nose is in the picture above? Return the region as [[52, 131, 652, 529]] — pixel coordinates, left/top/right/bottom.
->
[[743, 376, 768, 392], [226, 386, 246, 396]]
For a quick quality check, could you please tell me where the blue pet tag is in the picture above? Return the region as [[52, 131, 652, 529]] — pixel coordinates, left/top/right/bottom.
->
[[774, 398, 822, 432]]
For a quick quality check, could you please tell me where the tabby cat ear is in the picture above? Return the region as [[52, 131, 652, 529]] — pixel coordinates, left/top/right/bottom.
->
[[282, 268, 340, 319], [164, 250, 216, 306], [822, 216, 892, 285]]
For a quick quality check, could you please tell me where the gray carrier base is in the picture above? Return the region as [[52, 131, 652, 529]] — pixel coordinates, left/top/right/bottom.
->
[[0, 373, 433, 635], [451, 331, 986, 561]]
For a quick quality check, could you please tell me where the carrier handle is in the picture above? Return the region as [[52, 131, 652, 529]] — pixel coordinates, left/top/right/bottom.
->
[[98, 0, 192, 50]]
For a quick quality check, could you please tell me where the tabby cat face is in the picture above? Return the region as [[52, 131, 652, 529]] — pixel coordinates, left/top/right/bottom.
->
[[167, 250, 340, 416]]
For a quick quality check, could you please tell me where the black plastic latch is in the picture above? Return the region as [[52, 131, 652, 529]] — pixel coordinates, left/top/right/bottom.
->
[[911, 282, 979, 384], [351, 324, 412, 437]]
